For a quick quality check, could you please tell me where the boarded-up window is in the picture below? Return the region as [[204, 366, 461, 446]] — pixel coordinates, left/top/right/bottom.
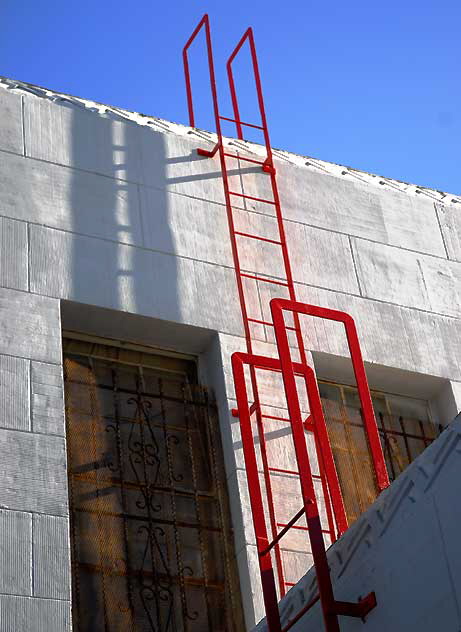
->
[[319, 381, 441, 525], [63, 337, 244, 632]]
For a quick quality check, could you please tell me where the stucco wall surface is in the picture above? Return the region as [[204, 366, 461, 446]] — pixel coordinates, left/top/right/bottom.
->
[[0, 80, 460, 630]]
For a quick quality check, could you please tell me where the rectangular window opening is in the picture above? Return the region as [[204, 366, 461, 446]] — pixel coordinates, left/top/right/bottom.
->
[[63, 336, 244, 632], [318, 380, 442, 525]]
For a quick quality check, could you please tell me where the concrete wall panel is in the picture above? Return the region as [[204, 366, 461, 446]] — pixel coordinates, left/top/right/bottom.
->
[[33, 514, 71, 600], [0, 217, 28, 291], [140, 129, 242, 205], [0, 354, 30, 431], [140, 187, 233, 266], [0, 429, 68, 515], [240, 161, 446, 256], [31, 362, 65, 436], [0, 510, 32, 596], [0, 151, 142, 245], [25, 98, 142, 182], [286, 222, 359, 293], [0, 594, 71, 632], [352, 237, 461, 317], [29, 224, 244, 336], [294, 283, 461, 381], [436, 201, 461, 262], [0, 90, 23, 155], [0, 288, 61, 364]]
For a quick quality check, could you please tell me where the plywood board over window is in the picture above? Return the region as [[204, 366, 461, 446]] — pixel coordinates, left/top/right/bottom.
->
[[63, 336, 244, 632], [319, 381, 442, 525]]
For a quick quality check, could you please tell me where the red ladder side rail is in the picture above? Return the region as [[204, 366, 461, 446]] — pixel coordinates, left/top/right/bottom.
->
[[225, 29, 347, 541], [232, 351, 377, 632], [183, 15, 288, 595], [270, 298, 390, 493]]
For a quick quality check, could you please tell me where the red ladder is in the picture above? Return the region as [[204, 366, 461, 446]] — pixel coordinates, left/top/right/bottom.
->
[[183, 14, 388, 631], [184, 14, 346, 594]]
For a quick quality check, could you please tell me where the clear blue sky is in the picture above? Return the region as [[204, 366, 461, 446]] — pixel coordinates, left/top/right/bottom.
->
[[2, 1, 460, 193]]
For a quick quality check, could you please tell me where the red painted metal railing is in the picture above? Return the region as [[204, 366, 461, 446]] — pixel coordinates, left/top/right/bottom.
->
[[183, 15, 388, 630], [232, 351, 378, 632]]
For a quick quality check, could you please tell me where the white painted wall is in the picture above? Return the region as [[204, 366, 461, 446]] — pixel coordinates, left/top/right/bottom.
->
[[0, 78, 460, 630]]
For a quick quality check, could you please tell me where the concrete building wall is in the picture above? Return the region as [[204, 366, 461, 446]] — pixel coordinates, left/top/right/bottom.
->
[[0, 78, 460, 630]]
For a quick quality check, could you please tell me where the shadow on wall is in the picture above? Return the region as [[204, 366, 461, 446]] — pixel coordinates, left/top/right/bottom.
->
[[69, 109, 177, 321]]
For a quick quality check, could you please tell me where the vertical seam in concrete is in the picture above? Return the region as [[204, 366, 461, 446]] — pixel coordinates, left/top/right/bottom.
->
[[348, 235, 363, 296], [136, 183, 146, 248], [21, 95, 26, 157], [433, 495, 461, 626], [255, 279, 267, 342], [416, 259, 432, 310], [434, 202, 450, 260]]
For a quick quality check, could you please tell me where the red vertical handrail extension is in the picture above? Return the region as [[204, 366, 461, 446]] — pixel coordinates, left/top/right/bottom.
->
[[226, 27, 273, 169], [232, 352, 377, 632], [182, 14, 220, 157], [226, 28, 347, 538], [270, 298, 390, 492], [183, 15, 288, 595]]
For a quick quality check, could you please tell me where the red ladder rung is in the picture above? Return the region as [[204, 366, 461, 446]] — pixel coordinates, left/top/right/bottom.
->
[[229, 191, 277, 205], [268, 466, 322, 481], [261, 413, 291, 422], [235, 230, 283, 246], [219, 115, 264, 130], [241, 272, 289, 287], [262, 506, 306, 555], [223, 152, 266, 166], [276, 522, 331, 536], [248, 317, 298, 332]]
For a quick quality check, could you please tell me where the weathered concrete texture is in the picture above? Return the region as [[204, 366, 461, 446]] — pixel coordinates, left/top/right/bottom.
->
[[0, 288, 61, 364], [25, 97, 143, 182], [0, 90, 23, 155], [435, 201, 461, 262], [140, 187, 233, 266], [0, 509, 32, 596], [29, 224, 243, 336], [0, 217, 28, 291], [351, 237, 461, 318], [0, 429, 68, 515], [31, 362, 65, 436], [286, 223, 359, 294], [0, 151, 143, 245], [139, 126, 242, 204], [0, 594, 71, 632], [0, 354, 30, 431], [241, 161, 447, 256], [253, 416, 461, 632], [292, 284, 461, 382], [23, 95, 242, 205], [33, 514, 71, 600]]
